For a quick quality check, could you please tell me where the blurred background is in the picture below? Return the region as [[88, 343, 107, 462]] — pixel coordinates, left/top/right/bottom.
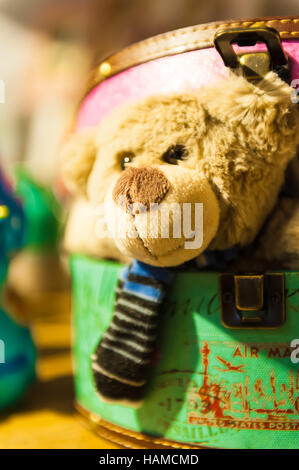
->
[[0, 0, 297, 186]]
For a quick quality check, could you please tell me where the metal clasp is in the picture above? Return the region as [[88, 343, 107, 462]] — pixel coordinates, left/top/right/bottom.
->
[[219, 273, 285, 328], [214, 27, 289, 82]]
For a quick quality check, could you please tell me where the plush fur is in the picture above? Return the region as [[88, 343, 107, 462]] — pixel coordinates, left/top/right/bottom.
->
[[63, 198, 130, 263], [253, 197, 299, 270], [61, 128, 97, 196], [61, 71, 299, 268]]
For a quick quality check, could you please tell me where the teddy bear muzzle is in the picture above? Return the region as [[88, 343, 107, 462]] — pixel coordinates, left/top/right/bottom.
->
[[112, 166, 170, 214], [105, 164, 220, 267]]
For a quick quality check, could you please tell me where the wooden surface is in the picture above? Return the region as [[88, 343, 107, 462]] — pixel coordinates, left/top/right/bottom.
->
[[0, 293, 120, 449]]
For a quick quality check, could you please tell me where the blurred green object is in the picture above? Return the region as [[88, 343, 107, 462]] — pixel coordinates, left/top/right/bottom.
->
[[15, 166, 62, 251], [0, 166, 36, 410]]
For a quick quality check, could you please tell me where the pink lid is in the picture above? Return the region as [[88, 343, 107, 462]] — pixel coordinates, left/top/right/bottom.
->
[[77, 40, 299, 130]]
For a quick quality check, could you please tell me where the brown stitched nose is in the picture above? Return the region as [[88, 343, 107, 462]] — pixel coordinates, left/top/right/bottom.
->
[[112, 166, 170, 213]]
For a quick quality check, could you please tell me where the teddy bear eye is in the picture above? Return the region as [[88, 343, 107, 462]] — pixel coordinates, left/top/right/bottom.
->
[[162, 145, 188, 164], [120, 152, 135, 170]]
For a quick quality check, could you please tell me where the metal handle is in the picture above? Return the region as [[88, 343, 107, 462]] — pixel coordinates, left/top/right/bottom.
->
[[214, 27, 289, 82]]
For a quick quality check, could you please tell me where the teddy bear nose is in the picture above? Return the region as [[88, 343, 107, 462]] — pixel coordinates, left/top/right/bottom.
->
[[112, 166, 170, 213]]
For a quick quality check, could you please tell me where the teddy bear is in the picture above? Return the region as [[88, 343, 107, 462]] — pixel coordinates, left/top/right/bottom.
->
[[61, 70, 299, 406]]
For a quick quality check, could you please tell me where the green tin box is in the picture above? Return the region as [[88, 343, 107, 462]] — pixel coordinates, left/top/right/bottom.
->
[[71, 255, 299, 449]]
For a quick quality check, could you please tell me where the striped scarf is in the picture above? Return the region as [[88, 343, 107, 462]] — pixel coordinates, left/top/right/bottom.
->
[[92, 260, 173, 406]]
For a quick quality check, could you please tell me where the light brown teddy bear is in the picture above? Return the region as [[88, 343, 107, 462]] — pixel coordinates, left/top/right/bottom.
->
[[62, 71, 299, 269], [61, 70, 299, 405]]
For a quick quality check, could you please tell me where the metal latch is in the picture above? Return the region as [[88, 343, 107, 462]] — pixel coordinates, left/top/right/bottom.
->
[[219, 273, 285, 328], [214, 27, 289, 82]]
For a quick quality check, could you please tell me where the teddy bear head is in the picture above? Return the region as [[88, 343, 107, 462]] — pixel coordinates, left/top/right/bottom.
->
[[61, 71, 299, 267]]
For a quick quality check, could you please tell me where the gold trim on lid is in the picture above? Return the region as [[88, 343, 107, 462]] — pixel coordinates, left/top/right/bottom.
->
[[83, 15, 299, 98]]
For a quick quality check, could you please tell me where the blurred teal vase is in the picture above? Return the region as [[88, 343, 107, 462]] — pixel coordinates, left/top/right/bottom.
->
[[0, 308, 36, 410], [0, 168, 36, 410]]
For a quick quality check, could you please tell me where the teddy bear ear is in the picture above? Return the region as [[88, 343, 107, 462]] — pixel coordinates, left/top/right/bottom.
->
[[60, 127, 97, 196], [199, 70, 296, 127]]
